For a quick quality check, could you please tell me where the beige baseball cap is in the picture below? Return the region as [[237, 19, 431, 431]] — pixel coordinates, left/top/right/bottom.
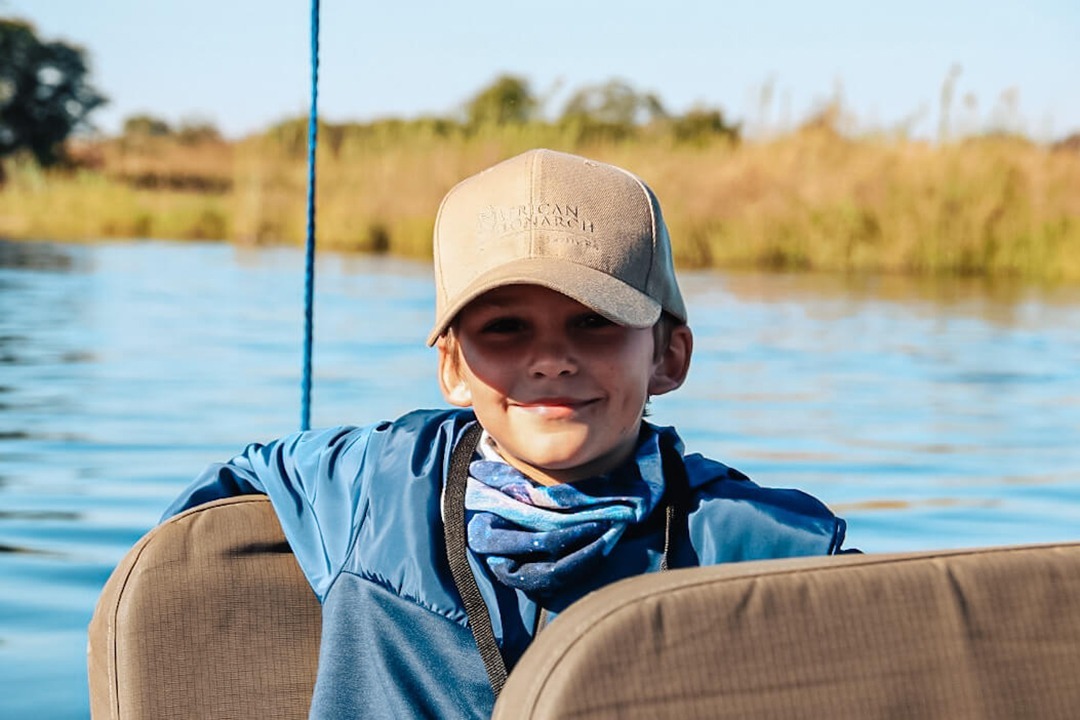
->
[[427, 148, 686, 345]]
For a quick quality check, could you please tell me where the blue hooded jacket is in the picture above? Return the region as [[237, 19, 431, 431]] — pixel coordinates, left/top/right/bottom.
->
[[164, 408, 847, 719]]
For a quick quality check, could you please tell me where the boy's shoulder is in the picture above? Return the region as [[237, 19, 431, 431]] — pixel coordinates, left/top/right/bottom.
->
[[650, 424, 753, 490], [677, 449, 846, 557], [380, 407, 476, 439], [289, 409, 476, 484], [298, 408, 475, 453], [683, 450, 834, 516], [357, 407, 477, 465], [680, 450, 754, 488]]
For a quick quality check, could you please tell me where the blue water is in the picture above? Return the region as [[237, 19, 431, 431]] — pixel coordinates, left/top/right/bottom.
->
[[2, 239, 1079, 718]]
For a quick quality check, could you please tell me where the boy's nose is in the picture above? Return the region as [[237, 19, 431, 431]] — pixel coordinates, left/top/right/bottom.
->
[[528, 338, 577, 378]]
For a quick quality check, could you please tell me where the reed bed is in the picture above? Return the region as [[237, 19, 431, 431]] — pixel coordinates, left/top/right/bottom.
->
[[2, 124, 1078, 281]]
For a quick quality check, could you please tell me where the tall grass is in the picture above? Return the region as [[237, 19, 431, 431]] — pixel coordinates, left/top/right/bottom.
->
[[2, 123, 1079, 281], [0, 159, 230, 240], [647, 129, 1080, 281]]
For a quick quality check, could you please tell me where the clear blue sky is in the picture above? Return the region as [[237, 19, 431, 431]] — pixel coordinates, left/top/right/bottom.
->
[[7, 0, 1079, 141]]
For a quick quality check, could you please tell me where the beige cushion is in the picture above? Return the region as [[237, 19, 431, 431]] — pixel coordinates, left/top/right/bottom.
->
[[493, 543, 1080, 720], [88, 496, 321, 720]]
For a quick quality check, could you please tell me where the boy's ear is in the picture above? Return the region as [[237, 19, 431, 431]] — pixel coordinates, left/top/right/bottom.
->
[[437, 337, 473, 407], [648, 325, 693, 397]]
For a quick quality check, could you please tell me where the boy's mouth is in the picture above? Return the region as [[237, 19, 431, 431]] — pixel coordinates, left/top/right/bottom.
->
[[513, 397, 598, 418]]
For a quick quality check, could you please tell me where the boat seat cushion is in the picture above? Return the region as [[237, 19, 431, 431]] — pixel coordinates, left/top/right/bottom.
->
[[493, 542, 1080, 719], [88, 496, 321, 719]]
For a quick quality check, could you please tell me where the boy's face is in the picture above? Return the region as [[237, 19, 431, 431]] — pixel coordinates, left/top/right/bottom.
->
[[438, 284, 690, 485]]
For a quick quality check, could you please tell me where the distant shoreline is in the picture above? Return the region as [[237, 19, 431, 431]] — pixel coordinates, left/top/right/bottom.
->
[[2, 125, 1079, 282]]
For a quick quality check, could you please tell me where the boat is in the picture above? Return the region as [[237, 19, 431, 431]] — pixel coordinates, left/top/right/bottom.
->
[[88, 494, 1080, 718], [84, 3, 1080, 717]]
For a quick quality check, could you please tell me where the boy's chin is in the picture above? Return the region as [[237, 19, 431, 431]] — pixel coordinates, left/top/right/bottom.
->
[[485, 418, 642, 483], [503, 444, 632, 485]]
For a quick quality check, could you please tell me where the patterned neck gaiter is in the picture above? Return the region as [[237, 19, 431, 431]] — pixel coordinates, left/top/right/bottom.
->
[[464, 430, 666, 598]]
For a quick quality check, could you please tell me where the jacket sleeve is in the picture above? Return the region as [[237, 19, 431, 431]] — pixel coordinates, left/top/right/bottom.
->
[[161, 423, 382, 599]]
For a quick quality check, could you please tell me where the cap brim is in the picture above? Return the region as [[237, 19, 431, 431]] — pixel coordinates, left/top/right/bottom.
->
[[426, 257, 662, 346]]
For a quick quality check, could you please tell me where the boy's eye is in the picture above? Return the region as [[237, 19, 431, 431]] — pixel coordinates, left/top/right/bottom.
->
[[480, 317, 526, 334], [576, 313, 614, 329]]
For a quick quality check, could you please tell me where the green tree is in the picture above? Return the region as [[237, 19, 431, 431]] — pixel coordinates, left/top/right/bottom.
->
[[0, 19, 106, 167], [175, 117, 222, 144], [464, 75, 537, 128], [560, 79, 667, 127], [671, 107, 741, 146], [122, 113, 172, 138]]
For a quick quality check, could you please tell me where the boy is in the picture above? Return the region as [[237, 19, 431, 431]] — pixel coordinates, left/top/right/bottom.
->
[[164, 149, 849, 718]]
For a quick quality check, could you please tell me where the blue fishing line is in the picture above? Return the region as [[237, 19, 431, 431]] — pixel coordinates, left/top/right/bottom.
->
[[301, 0, 320, 431]]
